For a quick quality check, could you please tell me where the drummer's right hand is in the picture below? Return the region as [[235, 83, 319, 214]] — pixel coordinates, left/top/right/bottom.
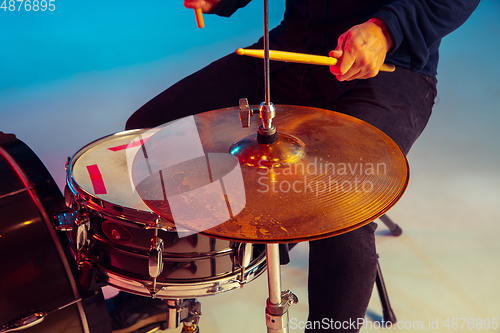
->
[[184, 0, 221, 12]]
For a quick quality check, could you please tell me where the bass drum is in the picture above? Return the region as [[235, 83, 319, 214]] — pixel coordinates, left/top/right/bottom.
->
[[64, 129, 267, 299], [0, 133, 110, 333]]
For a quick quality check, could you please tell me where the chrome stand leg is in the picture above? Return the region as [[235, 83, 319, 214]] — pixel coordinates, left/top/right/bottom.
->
[[265, 244, 298, 333]]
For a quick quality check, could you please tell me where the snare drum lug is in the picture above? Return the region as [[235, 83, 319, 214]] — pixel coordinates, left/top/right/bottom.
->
[[148, 236, 164, 278], [236, 242, 253, 268], [75, 212, 91, 262], [239, 98, 254, 127], [75, 223, 89, 251]]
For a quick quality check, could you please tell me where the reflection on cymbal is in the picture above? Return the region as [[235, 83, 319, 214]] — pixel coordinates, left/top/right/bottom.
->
[[132, 105, 408, 243]]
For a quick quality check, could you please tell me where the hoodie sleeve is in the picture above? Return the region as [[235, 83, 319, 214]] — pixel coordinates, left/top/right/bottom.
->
[[372, 0, 480, 71], [208, 0, 253, 17]]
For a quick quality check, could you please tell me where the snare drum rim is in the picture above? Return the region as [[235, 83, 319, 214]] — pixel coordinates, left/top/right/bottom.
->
[[103, 248, 267, 299], [66, 129, 173, 227]]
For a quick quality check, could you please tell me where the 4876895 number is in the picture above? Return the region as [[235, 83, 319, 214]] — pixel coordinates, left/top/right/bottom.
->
[[1, 0, 55, 11]]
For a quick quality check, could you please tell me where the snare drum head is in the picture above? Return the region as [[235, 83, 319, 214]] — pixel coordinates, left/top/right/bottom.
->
[[67, 130, 267, 299], [71, 129, 161, 214]]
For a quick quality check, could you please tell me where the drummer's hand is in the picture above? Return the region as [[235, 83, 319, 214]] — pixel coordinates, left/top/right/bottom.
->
[[184, 0, 221, 12], [329, 18, 393, 81]]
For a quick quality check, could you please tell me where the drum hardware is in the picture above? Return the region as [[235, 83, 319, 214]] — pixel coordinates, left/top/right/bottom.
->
[[235, 242, 253, 269], [264, 243, 296, 333], [227, 256, 266, 289], [0, 186, 35, 200], [53, 209, 75, 231], [166, 299, 180, 329], [144, 216, 176, 232], [149, 224, 165, 297], [75, 222, 89, 250], [0, 298, 82, 333], [179, 299, 201, 333], [74, 212, 91, 267], [228, 127, 305, 168], [265, 290, 298, 332], [54, 193, 92, 269], [373, 214, 402, 324], [144, 299, 193, 331], [239, 98, 254, 128], [145, 224, 176, 232], [102, 254, 266, 299], [53, 207, 93, 270], [235, 242, 253, 284], [148, 236, 164, 280], [257, 102, 277, 140], [102, 220, 134, 244], [182, 322, 199, 333]]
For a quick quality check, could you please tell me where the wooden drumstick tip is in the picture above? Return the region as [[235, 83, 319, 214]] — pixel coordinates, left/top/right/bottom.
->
[[195, 8, 204, 29], [236, 48, 245, 55], [381, 63, 396, 72]]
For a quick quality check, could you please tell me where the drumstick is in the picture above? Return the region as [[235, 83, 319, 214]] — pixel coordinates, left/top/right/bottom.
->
[[194, 8, 204, 29], [235, 48, 396, 72]]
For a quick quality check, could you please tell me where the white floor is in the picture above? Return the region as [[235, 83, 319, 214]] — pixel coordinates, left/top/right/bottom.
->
[[1, 1, 499, 332]]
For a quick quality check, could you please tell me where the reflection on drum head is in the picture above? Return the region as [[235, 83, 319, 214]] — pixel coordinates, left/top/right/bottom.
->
[[72, 129, 162, 212], [130, 117, 246, 237]]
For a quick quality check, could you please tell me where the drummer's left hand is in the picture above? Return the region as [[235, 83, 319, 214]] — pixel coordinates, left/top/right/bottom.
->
[[329, 18, 393, 81]]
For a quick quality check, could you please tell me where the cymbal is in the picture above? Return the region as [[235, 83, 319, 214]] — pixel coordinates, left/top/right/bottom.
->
[[131, 105, 408, 243]]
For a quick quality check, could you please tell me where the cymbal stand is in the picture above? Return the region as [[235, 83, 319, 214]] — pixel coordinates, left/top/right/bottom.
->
[[374, 214, 402, 324], [265, 244, 298, 333], [260, 1, 298, 332], [256, 0, 278, 145]]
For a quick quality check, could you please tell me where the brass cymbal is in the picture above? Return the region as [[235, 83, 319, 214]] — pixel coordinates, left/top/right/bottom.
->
[[131, 105, 408, 243]]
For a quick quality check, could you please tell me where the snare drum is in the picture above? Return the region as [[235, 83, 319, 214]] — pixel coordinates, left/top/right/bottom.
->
[[63, 129, 266, 299]]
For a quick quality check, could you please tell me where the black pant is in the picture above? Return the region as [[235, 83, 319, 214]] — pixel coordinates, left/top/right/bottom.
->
[[126, 45, 436, 332]]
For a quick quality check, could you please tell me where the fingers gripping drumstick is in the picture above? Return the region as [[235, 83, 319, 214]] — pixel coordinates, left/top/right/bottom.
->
[[195, 8, 204, 29], [236, 48, 396, 72]]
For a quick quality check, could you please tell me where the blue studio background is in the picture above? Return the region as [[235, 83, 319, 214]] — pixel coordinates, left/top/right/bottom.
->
[[0, 0, 285, 187], [1, 2, 500, 333]]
